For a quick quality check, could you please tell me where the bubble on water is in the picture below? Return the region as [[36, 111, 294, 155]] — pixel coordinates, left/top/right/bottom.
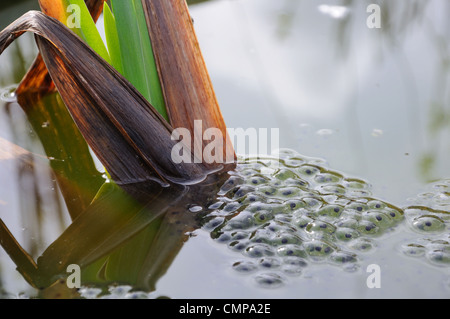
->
[[0, 85, 17, 102]]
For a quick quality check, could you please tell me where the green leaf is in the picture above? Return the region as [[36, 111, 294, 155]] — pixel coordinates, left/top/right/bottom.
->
[[111, 0, 168, 121], [67, 0, 111, 64], [103, 2, 124, 75]]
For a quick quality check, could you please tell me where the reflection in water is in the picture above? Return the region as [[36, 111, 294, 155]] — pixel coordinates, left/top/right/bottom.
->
[[0, 88, 230, 297]]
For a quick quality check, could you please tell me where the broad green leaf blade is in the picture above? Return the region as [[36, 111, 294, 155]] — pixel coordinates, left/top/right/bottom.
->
[[103, 2, 124, 75], [67, 0, 111, 64], [133, 0, 167, 120], [110, 0, 168, 121]]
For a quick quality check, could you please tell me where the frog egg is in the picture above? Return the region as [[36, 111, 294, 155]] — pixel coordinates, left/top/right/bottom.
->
[[254, 273, 285, 288], [335, 227, 360, 242], [342, 178, 369, 190], [277, 187, 302, 199], [219, 176, 244, 194], [277, 244, 307, 258], [248, 227, 272, 241], [426, 249, 450, 266], [247, 175, 270, 186], [232, 260, 258, 273], [314, 172, 343, 185], [258, 185, 279, 197], [238, 193, 264, 205], [215, 232, 232, 243], [273, 168, 300, 181], [411, 215, 446, 233], [336, 218, 359, 229], [357, 220, 380, 235], [347, 189, 373, 198], [302, 197, 324, 210], [283, 256, 308, 268], [284, 178, 309, 188], [348, 238, 376, 252], [244, 243, 275, 258], [202, 216, 225, 231], [274, 214, 292, 224], [231, 231, 250, 241], [345, 201, 369, 213], [383, 207, 404, 222], [208, 201, 225, 210], [284, 199, 307, 212], [317, 205, 344, 219], [292, 214, 315, 230], [367, 200, 387, 210], [328, 251, 358, 265], [362, 211, 394, 229], [317, 185, 347, 196], [280, 264, 303, 276], [264, 220, 292, 233], [224, 211, 256, 230], [297, 165, 320, 178], [254, 210, 274, 224], [228, 240, 249, 252], [258, 257, 282, 269], [401, 243, 426, 257], [232, 185, 256, 199], [282, 157, 306, 168], [271, 233, 303, 246], [221, 202, 242, 215], [426, 240, 450, 266], [305, 220, 336, 238], [304, 240, 335, 259]]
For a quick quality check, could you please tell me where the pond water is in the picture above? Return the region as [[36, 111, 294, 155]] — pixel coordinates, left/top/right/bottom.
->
[[0, 0, 450, 298]]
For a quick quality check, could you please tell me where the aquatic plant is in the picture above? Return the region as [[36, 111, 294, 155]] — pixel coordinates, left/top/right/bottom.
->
[[0, 0, 235, 293]]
